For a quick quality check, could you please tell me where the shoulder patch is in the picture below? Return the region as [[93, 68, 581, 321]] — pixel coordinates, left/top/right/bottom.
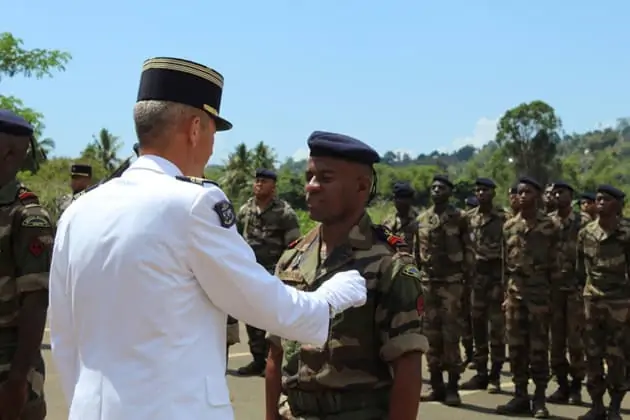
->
[[214, 200, 236, 228], [401, 264, 421, 278], [175, 175, 219, 187], [372, 225, 407, 249], [287, 237, 302, 249], [22, 214, 51, 228]]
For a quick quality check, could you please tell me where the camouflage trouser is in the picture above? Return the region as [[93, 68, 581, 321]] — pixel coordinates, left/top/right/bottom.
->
[[549, 289, 585, 381], [0, 353, 46, 420], [505, 294, 550, 388], [245, 324, 268, 363], [471, 269, 505, 367], [460, 284, 472, 346], [278, 389, 388, 419], [584, 298, 630, 397], [423, 282, 463, 374]]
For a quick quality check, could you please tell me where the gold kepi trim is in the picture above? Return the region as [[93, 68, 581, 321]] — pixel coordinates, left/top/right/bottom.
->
[[142, 58, 224, 89], [203, 104, 218, 117]]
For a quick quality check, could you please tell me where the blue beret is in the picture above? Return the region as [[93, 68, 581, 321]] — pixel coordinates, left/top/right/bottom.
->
[[255, 168, 277, 180], [597, 184, 626, 200], [465, 196, 479, 207], [508, 184, 518, 194], [475, 177, 496, 189], [432, 174, 454, 189], [518, 176, 542, 191], [71, 164, 92, 177], [552, 181, 574, 191], [580, 192, 596, 202], [307, 131, 380, 165], [0, 109, 34, 137], [393, 181, 414, 198]]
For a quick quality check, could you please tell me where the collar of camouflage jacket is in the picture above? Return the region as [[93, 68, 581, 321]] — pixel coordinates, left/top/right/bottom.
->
[[0, 180, 20, 205], [298, 212, 374, 252]]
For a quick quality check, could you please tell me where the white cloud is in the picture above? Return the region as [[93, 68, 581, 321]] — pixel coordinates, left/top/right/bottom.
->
[[448, 117, 499, 151]]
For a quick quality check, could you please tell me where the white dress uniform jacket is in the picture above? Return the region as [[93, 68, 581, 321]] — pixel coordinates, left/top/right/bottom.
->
[[49, 155, 332, 420]]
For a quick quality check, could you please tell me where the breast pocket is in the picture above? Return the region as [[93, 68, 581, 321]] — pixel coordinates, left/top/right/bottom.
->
[[205, 376, 231, 408], [444, 223, 464, 263]]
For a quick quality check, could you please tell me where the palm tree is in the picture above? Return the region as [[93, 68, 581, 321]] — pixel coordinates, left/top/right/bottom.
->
[[90, 128, 123, 172], [221, 143, 253, 202], [251, 141, 276, 170]]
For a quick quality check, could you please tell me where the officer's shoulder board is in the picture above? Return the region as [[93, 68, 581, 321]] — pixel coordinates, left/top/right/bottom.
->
[[175, 175, 219, 188], [372, 225, 407, 250]]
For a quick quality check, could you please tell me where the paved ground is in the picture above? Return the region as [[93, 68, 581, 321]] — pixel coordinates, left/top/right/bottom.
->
[[41, 324, 630, 419]]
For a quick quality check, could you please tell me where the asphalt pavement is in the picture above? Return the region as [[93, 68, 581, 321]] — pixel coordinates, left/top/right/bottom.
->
[[41, 324, 630, 419]]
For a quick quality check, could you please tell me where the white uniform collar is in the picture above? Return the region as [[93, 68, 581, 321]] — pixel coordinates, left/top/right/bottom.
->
[[127, 155, 184, 177]]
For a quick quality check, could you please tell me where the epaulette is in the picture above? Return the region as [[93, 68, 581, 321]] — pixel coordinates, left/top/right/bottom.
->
[[287, 237, 302, 249], [175, 175, 219, 187], [373, 225, 407, 249]]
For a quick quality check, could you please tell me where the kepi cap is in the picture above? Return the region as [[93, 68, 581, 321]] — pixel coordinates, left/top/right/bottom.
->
[[137, 57, 232, 131], [71, 164, 92, 177]]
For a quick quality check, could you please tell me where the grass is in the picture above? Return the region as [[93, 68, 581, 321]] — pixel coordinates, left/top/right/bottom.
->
[[295, 201, 394, 234]]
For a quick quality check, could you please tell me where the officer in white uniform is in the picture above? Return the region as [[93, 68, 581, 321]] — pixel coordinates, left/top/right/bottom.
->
[[48, 57, 367, 420]]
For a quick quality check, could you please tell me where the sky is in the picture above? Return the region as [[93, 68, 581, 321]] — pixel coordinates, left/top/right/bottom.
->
[[3, 0, 629, 165]]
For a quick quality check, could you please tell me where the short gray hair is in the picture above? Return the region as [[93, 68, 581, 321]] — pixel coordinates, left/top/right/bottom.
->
[[133, 100, 188, 145]]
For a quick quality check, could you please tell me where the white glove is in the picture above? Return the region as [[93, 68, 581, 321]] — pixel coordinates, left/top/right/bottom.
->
[[314, 270, 367, 317]]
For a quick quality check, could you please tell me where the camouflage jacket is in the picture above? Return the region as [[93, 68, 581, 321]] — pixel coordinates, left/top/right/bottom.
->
[[414, 204, 474, 283], [56, 193, 73, 216], [504, 207, 518, 219], [503, 212, 561, 302], [0, 180, 53, 350], [577, 219, 630, 299], [237, 197, 300, 269], [268, 213, 428, 394], [381, 206, 419, 251], [549, 210, 586, 290], [466, 206, 505, 263]]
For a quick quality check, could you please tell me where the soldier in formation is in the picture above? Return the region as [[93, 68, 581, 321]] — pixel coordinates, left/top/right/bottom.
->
[[235, 168, 301, 376], [381, 181, 419, 250], [0, 110, 53, 420], [414, 175, 474, 406], [265, 131, 427, 420], [56, 164, 93, 216], [580, 192, 597, 223]]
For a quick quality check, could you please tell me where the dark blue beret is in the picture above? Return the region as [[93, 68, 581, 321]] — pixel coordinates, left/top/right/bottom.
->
[[552, 181, 574, 191], [71, 164, 92, 177], [518, 176, 542, 191], [307, 131, 380, 165], [597, 184, 626, 200], [0, 109, 34, 137], [465, 196, 479, 207], [432, 174, 454, 189], [255, 168, 277, 180], [508, 184, 518, 194], [580, 192, 596, 202], [393, 181, 414, 198], [475, 177, 496, 189]]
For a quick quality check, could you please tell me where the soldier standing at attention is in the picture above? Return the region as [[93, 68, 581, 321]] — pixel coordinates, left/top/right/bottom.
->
[[460, 178, 506, 393], [505, 184, 520, 218], [236, 168, 301, 376], [265, 131, 427, 420], [579, 192, 597, 224], [576, 185, 630, 420], [0, 110, 53, 420], [543, 183, 557, 214], [496, 176, 560, 418], [57, 164, 93, 216], [415, 175, 474, 406], [381, 181, 419, 250], [546, 181, 587, 404]]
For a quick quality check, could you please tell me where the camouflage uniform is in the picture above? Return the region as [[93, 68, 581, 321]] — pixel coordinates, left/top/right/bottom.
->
[[414, 204, 474, 404], [0, 180, 53, 420], [236, 197, 301, 373], [268, 214, 428, 419], [56, 193, 74, 216], [381, 206, 419, 251], [576, 219, 630, 417], [460, 206, 506, 391], [497, 212, 560, 416], [547, 210, 587, 403]]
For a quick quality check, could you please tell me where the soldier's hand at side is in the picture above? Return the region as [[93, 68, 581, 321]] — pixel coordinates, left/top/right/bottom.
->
[[0, 377, 28, 420], [315, 270, 367, 315]]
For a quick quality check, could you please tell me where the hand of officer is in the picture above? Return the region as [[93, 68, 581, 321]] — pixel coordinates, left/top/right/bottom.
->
[[315, 270, 367, 316]]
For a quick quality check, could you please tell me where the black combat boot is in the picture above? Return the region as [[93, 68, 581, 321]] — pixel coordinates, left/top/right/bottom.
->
[[422, 371, 446, 402], [568, 378, 583, 404], [460, 368, 489, 390], [443, 372, 462, 406], [532, 386, 550, 418], [546, 374, 570, 404], [577, 394, 606, 420], [496, 384, 530, 415], [236, 358, 266, 376], [487, 362, 502, 394], [607, 390, 626, 420]]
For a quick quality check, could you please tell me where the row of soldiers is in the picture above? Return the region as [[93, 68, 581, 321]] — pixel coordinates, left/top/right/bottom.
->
[[228, 166, 629, 420]]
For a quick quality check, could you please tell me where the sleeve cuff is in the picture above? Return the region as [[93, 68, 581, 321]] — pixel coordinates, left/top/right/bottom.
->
[[380, 333, 429, 363]]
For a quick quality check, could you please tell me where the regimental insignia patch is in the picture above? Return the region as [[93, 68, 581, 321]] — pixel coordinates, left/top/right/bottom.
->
[[22, 215, 51, 228], [214, 200, 236, 228], [401, 264, 420, 279]]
